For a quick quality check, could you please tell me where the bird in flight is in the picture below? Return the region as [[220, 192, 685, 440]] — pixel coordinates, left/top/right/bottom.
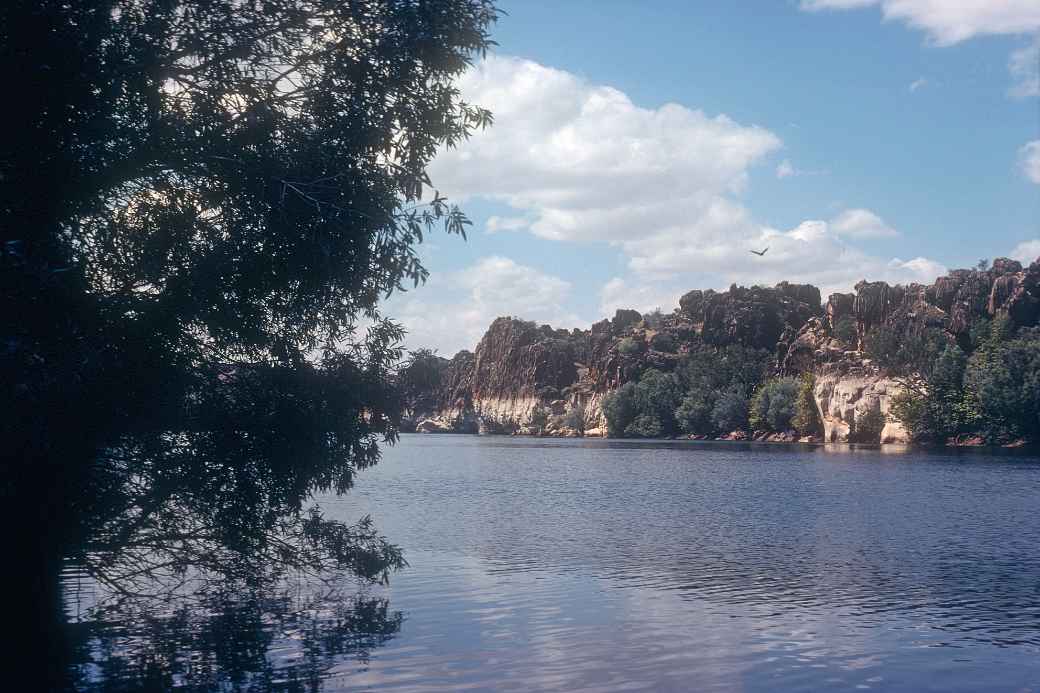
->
[[749, 246, 769, 257]]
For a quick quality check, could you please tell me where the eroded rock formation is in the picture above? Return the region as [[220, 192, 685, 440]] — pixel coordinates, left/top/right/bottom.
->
[[405, 258, 1040, 444]]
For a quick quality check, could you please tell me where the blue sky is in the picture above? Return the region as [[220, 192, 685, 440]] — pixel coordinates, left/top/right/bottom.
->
[[385, 0, 1040, 355]]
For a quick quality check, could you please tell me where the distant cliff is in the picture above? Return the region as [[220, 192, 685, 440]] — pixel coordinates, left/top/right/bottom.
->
[[403, 257, 1040, 444]]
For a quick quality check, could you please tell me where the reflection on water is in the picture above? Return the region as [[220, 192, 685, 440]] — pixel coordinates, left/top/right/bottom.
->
[[63, 568, 401, 691], [64, 436, 1040, 691]]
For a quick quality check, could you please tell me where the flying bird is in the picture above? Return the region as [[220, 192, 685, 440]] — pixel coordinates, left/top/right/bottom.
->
[[749, 247, 769, 257]]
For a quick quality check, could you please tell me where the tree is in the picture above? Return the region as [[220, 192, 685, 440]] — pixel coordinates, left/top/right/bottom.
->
[[677, 391, 714, 435], [1, 0, 498, 680], [711, 388, 750, 433], [749, 378, 799, 432], [674, 342, 770, 435], [848, 406, 887, 443], [625, 413, 665, 438], [964, 325, 1040, 443], [400, 348, 448, 415], [890, 344, 968, 442], [791, 373, 822, 437], [602, 383, 639, 437]]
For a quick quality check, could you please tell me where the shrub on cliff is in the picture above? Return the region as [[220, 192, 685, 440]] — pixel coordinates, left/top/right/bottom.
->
[[649, 332, 678, 353], [832, 317, 857, 346], [865, 325, 945, 378], [617, 337, 642, 356], [749, 378, 799, 432], [849, 407, 887, 444], [791, 373, 822, 437]]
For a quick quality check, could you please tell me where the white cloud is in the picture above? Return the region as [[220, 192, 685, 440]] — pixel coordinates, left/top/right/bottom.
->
[[485, 215, 529, 233], [1020, 140, 1040, 183], [384, 256, 585, 355], [407, 56, 948, 348], [909, 77, 928, 92], [429, 55, 781, 246], [830, 208, 899, 238], [800, 1, 1040, 45], [1010, 239, 1040, 264], [775, 159, 828, 179], [1009, 38, 1039, 97]]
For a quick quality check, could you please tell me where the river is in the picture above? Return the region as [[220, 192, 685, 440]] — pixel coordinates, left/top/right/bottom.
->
[[66, 435, 1040, 691]]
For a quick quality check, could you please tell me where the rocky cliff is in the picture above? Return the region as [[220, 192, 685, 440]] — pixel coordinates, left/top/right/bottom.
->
[[405, 258, 1040, 443]]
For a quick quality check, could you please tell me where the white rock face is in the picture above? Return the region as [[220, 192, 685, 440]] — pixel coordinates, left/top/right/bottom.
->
[[813, 365, 909, 443]]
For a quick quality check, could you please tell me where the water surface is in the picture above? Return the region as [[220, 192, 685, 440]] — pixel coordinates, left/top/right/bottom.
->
[[324, 436, 1040, 692], [68, 436, 1040, 691]]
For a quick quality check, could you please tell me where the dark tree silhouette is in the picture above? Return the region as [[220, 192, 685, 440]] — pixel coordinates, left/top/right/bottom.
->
[[0, 0, 497, 683]]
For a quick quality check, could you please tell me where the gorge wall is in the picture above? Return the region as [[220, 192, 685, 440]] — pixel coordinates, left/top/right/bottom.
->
[[404, 257, 1040, 443]]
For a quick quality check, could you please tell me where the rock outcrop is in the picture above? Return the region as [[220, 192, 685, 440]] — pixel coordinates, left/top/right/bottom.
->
[[406, 258, 1040, 444]]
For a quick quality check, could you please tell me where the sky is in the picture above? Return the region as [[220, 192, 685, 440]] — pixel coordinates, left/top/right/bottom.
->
[[384, 0, 1040, 356]]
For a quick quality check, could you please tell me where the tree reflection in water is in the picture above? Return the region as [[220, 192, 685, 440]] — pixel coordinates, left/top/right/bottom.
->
[[64, 570, 402, 692]]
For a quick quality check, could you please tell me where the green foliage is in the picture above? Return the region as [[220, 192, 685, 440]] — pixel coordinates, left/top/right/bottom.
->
[[963, 326, 1040, 443], [883, 317, 1040, 445], [849, 407, 887, 443], [617, 337, 642, 356], [676, 391, 713, 435], [712, 388, 750, 433], [602, 383, 638, 437], [649, 331, 678, 353], [898, 345, 968, 442], [625, 413, 664, 438], [679, 343, 771, 401], [791, 373, 821, 436], [832, 316, 857, 346], [603, 369, 683, 437], [671, 343, 769, 436], [399, 349, 446, 412], [749, 378, 800, 432], [865, 326, 946, 380], [0, 0, 500, 633]]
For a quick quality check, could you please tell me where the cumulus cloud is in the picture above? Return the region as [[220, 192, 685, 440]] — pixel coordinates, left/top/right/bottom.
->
[[1020, 140, 1040, 184], [485, 215, 529, 233], [1010, 239, 1040, 264], [830, 208, 899, 238], [384, 256, 585, 355], [428, 55, 781, 246], [397, 56, 949, 349], [800, 0, 1040, 45]]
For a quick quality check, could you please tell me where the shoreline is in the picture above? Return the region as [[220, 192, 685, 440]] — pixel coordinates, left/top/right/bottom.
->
[[409, 429, 1036, 451]]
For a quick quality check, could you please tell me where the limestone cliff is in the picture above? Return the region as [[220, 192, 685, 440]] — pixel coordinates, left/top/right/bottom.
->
[[406, 258, 1040, 444]]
